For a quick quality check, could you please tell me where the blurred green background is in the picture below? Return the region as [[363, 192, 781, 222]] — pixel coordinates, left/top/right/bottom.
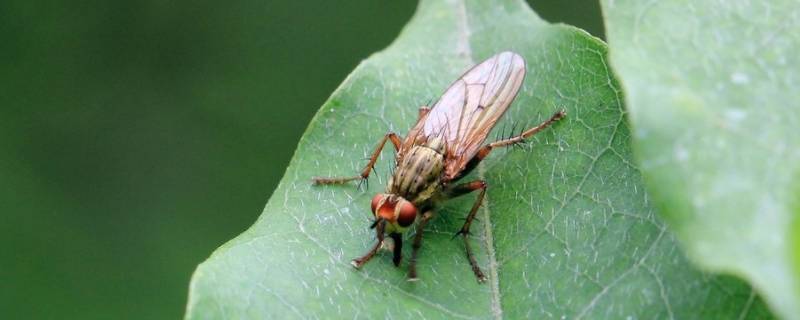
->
[[0, 1, 602, 318]]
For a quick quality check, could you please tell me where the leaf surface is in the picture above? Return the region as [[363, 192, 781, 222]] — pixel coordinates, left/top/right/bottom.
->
[[186, 0, 772, 318], [601, 0, 800, 318]]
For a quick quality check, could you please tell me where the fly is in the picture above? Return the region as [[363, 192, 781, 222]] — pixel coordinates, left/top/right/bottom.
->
[[313, 51, 565, 282]]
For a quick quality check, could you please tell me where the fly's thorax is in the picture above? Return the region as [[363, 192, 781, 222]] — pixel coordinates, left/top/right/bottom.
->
[[389, 138, 445, 204]]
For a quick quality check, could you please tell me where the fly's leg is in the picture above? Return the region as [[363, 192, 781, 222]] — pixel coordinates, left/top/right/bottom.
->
[[488, 110, 565, 148], [389, 233, 403, 266], [443, 111, 564, 281], [418, 106, 430, 120], [312, 132, 402, 188], [447, 180, 488, 283], [451, 111, 565, 182], [352, 219, 386, 268], [407, 210, 433, 281]]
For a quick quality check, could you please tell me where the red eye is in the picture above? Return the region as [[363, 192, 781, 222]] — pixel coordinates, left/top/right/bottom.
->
[[397, 201, 418, 227], [371, 194, 384, 213]]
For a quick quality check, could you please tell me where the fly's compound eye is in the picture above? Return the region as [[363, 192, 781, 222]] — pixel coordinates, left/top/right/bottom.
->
[[371, 194, 384, 214], [397, 200, 418, 227]]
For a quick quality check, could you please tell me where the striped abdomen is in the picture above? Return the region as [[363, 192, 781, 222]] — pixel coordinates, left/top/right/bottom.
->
[[389, 137, 445, 204]]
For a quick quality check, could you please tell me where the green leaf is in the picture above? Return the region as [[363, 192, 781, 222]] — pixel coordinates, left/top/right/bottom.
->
[[186, 0, 772, 318], [601, 0, 800, 318]]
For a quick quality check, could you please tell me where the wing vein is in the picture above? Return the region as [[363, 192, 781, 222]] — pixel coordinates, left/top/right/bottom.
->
[[405, 52, 526, 180]]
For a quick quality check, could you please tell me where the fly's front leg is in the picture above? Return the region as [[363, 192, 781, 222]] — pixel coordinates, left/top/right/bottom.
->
[[389, 233, 403, 267], [407, 210, 433, 281], [312, 132, 402, 188], [447, 180, 488, 283], [489, 110, 565, 148], [352, 219, 386, 268]]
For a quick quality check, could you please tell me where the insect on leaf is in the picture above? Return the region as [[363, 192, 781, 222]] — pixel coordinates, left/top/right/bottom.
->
[[186, 0, 774, 318]]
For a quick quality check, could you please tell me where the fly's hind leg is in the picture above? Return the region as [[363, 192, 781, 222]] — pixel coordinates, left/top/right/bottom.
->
[[312, 132, 402, 188], [489, 110, 565, 148], [446, 180, 488, 283], [449, 111, 565, 182], [442, 111, 564, 281]]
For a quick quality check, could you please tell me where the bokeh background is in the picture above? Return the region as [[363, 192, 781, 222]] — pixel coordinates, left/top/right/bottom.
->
[[0, 1, 602, 318]]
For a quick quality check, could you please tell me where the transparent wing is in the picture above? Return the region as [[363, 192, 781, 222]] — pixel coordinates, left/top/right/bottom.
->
[[404, 51, 526, 180]]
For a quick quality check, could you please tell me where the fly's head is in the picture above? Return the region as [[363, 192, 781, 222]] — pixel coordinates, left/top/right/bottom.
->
[[370, 193, 418, 233]]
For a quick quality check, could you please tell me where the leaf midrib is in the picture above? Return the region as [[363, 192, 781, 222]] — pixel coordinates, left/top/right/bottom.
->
[[450, 0, 503, 318]]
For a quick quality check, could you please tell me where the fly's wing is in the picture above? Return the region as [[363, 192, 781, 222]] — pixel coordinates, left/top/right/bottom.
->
[[404, 51, 526, 180]]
